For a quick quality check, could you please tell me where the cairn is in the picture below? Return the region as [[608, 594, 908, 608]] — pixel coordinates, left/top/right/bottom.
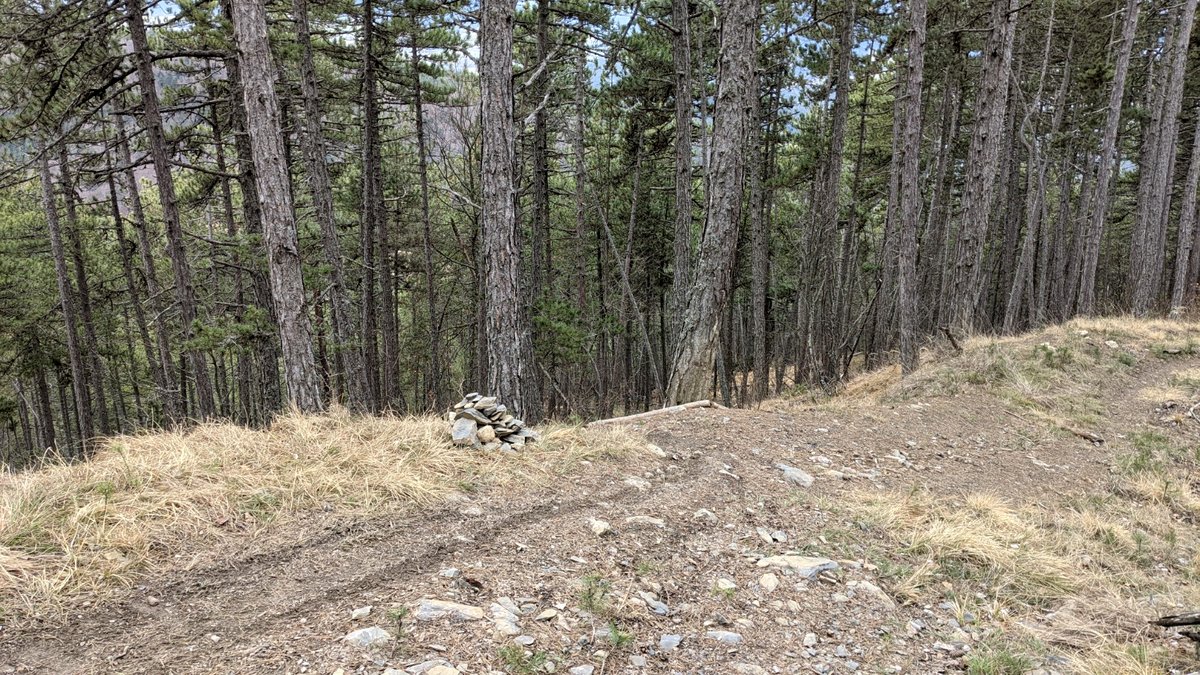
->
[[448, 392, 538, 452]]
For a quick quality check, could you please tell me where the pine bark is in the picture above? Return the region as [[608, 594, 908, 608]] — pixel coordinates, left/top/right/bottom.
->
[[670, 0, 694, 345], [898, 0, 926, 375], [1130, 0, 1197, 315], [665, 0, 757, 404], [947, 0, 1019, 328], [125, 0, 216, 419], [230, 0, 324, 413], [481, 0, 539, 420], [1170, 114, 1200, 312]]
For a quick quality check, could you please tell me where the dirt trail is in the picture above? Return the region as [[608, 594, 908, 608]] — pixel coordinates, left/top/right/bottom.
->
[[3, 338, 1200, 675]]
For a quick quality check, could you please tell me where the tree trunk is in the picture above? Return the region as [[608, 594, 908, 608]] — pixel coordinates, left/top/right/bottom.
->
[[38, 140, 92, 453], [749, 71, 769, 402], [106, 144, 168, 422], [293, 0, 364, 409], [411, 40, 442, 410], [898, 0, 926, 375], [947, 0, 1019, 328], [230, 0, 324, 413], [481, 0, 540, 420], [57, 143, 111, 435], [670, 0, 694, 346], [125, 0, 216, 419], [1171, 114, 1200, 312], [665, 0, 757, 404], [360, 0, 383, 410], [1130, 0, 1197, 315], [114, 112, 181, 421]]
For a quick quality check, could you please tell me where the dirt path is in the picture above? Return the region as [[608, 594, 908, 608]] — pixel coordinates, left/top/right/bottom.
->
[[3, 340, 1199, 675]]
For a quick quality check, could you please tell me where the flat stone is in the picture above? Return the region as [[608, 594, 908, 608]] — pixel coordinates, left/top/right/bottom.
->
[[406, 661, 454, 674], [456, 408, 492, 425], [854, 580, 896, 609], [414, 599, 485, 622], [623, 476, 652, 490], [715, 578, 737, 591], [629, 655, 647, 667], [732, 665, 768, 675], [451, 418, 479, 446], [350, 605, 372, 620], [759, 573, 779, 593], [476, 396, 497, 408], [706, 630, 743, 645], [659, 634, 683, 652], [535, 608, 558, 621], [568, 667, 594, 675], [426, 667, 460, 675], [755, 555, 839, 577], [515, 635, 536, 646], [776, 463, 815, 487], [637, 591, 669, 615], [343, 626, 392, 648], [625, 515, 665, 528]]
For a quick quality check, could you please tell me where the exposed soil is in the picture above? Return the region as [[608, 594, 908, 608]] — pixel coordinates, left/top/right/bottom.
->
[[3, 339, 1199, 675]]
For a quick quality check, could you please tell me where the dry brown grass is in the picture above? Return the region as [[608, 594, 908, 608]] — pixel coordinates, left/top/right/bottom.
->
[[0, 409, 647, 621], [851, 473, 1200, 673]]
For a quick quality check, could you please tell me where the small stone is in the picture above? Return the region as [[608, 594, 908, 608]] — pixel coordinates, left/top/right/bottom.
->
[[706, 630, 743, 645], [568, 667, 594, 675], [451, 418, 479, 446], [343, 626, 392, 648], [716, 578, 737, 591], [659, 634, 683, 652], [146, 596, 160, 606], [439, 567, 461, 578], [629, 655, 647, 667], [426, 667, 460, 675], [406, 661, 454, 674], [759, 573, 779, 593], [589, 519, 612, 536], [835, 645, 850, 658], [414, 599, 485, 622], [647, 443, 668, 458], [732, 665, 768, 675], [350, 605, 372, 620], [776, 463, 815, 487], [832, 593, 849, 603], [478, 425, 497, 443], [637, 591, 669, 615], [515, 635, 536, 646], [755, 555, 839, 577], [803, 633, 818, 647], [694, 508, 718, 522], [625, 515, 666, 528], [624, 476, 652, 490], [855, 580, 896, 609], [535, 608, 558, 621]]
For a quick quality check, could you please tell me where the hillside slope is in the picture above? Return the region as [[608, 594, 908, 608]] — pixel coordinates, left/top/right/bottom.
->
[[3, 318, 1200, 674]]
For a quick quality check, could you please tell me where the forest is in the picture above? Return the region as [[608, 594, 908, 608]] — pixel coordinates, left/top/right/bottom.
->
[[0, 0, 1195, 467]]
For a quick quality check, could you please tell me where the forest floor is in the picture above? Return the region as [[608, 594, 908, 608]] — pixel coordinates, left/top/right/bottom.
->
[[4, 317, 1200, 675]]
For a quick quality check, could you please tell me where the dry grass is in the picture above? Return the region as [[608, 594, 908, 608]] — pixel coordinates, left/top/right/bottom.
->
[[0, 409, 647, 621], [851, 473, 1200, 672]]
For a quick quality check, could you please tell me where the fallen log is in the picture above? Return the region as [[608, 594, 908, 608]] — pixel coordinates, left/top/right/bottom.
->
[[587, 399, 726, 427]]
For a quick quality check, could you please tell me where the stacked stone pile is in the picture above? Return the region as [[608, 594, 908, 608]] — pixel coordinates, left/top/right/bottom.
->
[[448, 393, 538, 452]]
